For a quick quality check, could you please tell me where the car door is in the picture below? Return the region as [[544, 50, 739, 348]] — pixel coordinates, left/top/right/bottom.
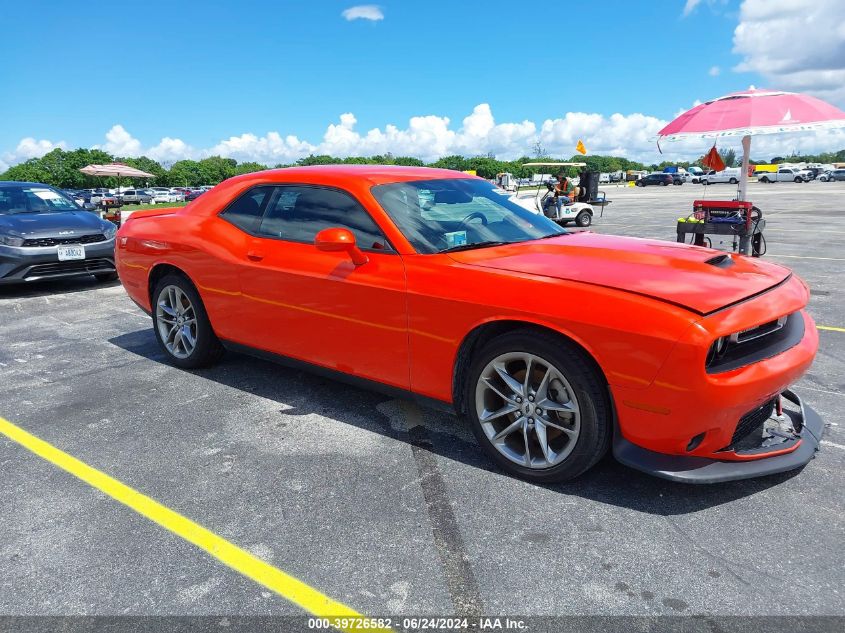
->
[[232, 184, 410, 390]]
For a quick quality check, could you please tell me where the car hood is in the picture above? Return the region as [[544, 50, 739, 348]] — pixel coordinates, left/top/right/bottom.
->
[[0, 211, 105, 238], [446, 232, 791, 315]]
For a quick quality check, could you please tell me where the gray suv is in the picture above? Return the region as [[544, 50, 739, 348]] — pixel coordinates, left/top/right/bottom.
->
[[119, 189, 153, 205]]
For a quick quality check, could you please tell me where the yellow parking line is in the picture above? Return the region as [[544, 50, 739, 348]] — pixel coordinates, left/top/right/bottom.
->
[[818, 325, 845, 333], [0, 416, 385, 632]]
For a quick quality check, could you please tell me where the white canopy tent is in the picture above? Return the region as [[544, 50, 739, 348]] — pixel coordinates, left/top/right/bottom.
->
[[79, 163, 155, 190]]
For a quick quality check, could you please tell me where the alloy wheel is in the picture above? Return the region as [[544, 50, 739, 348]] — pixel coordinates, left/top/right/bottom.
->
[[156, 285, 198, 359], [474, 352, 581, 469]]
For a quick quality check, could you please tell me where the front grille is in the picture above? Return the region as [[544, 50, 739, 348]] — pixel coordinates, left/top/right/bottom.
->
[[23, 258, 115, 280], [724, 399, 776, 450], [22, 234, 106, 247]]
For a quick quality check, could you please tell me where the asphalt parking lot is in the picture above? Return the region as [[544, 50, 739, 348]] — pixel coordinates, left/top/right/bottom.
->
[[1, 180, 843, 628]]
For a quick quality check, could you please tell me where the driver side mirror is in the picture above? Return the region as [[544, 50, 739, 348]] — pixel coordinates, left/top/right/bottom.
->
[[315, 227, 369, 266]]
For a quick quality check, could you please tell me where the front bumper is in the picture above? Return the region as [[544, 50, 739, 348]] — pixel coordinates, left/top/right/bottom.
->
[[0, 240, 116, 284], [613, 389, 825, 483]]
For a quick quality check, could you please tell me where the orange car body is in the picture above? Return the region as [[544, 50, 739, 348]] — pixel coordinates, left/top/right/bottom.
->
[[116, 166, 822, 482]]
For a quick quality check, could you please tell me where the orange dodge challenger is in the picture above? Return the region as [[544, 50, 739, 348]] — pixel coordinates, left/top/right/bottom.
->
[[116, 166, 824, 483]]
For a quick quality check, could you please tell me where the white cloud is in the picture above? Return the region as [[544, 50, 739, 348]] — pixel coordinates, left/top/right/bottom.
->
[[147, 137, 197, 163], [683, 0, 702, 16], [733, 0, 845, 105], [5, 102, 845, 172], [95, 124, 142, 156], [0, 137, 67, 173], [709, 65, 720, 76], [341, 5, 383, 21], [210, 131, 315, 164]]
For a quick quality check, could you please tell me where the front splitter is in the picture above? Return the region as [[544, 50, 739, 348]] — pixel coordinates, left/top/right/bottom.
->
[[612, 389, 825, 484]]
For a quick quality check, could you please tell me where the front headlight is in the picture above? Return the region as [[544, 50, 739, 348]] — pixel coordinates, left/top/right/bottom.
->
[[103, 223, 118, 239], [0, 234, 24, 247]]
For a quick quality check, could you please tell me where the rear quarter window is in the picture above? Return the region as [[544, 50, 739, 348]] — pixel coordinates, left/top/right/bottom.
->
[[219, 186, 274, 234]]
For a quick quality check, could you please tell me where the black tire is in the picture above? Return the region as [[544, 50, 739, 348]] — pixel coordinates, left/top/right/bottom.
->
[[575, 210, 592, 227], [662, 180, 669, 186], [794, 177, 802, 183], [673, 179, 682, 185], [464, 330, 611, 483], [95, 272, 118, 282], [151, 273, 224, 368], [729, 178, 738, 184], [635, 180, 643, 186], [701, 179, 709, 185], [759, 176, 769, 183]]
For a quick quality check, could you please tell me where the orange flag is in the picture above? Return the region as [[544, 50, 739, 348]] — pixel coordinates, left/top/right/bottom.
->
[[575, 139, 587, 155], [702, 145, 725, 171]]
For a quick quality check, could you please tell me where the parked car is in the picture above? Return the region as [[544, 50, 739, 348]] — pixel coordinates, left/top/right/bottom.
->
[[0, 181, 118, 284], [150, 190, 180, 204], [635, 173, 674, 186], [62, 190, 97, 211], [699, 168, 742, 185], [119, 189, 153, 205], [818, 169, 845, 182], [757, 167, 812, 183], [90, 192, 121, 208], [115, 165, 823, 484], [185, 189, 205, 201], [669, 173, 685, 185]]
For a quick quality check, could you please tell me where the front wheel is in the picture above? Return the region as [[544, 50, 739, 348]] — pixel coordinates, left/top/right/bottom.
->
[[575, 210, 592, 227], [465, 331, 610, 483], [794, 177, 802, 183], [152, 274, 224, 368], [729, 178, 738, 184], [635, 180, 643, 187], [701, 179, 709, 185], [759, 177, 769, 183]]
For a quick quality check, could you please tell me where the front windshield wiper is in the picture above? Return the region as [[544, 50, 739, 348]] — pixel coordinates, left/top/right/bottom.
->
[[439, 240, 509, 253]]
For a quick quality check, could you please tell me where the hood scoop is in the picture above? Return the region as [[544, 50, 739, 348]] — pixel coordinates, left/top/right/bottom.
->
[[704, 254, 734, 268]]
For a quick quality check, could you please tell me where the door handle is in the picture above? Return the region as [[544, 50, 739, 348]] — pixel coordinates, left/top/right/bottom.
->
[[246, 250, 265, 262]]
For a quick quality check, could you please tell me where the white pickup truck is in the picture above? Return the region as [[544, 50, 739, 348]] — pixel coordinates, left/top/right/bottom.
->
[[757, 167, 812, 183]]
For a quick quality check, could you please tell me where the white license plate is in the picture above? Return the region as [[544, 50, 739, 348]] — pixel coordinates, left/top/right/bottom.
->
[[57, 245, 85, 261]]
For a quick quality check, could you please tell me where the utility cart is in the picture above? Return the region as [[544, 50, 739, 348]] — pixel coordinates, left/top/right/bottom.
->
[[677, 199, 766, 257]]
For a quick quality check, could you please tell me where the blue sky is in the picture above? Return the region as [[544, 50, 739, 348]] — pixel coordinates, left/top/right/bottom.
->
[[1, 0, 843, 167]]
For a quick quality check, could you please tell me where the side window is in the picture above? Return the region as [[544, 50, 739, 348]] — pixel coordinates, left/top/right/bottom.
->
[[219, 186, 273, 233], [257, 186, 389, 251]]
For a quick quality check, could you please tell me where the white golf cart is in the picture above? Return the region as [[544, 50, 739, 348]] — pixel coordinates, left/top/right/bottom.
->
[[510, 162, 601, 227]]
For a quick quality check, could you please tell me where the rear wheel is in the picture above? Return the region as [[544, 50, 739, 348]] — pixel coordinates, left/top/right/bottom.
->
[[636, 180, 643, 187], [152, 274, 223, 368], [465, 330, 610, 483], [662, 180, 669, 186], [729, 178, 738, 184], [759, 176, 769, 183], [794, 177, 802, 183]]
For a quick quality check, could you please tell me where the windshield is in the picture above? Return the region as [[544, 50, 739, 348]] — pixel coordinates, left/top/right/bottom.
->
[[0, 186, 81, 215], [371, 178, 566, 253]]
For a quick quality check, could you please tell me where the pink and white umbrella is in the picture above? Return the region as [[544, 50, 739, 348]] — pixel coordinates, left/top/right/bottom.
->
[[657, 89, 845, 200]]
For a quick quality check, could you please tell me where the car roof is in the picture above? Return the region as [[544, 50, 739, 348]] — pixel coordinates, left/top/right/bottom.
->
[[227, 164, 477, 187], [0, 181, 57, 188]]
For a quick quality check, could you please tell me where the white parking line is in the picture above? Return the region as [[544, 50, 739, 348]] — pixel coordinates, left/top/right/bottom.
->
[[821, 440, 845, 451]]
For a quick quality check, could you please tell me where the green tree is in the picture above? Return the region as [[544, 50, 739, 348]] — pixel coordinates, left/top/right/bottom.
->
[[718, 148, 737, 168]]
